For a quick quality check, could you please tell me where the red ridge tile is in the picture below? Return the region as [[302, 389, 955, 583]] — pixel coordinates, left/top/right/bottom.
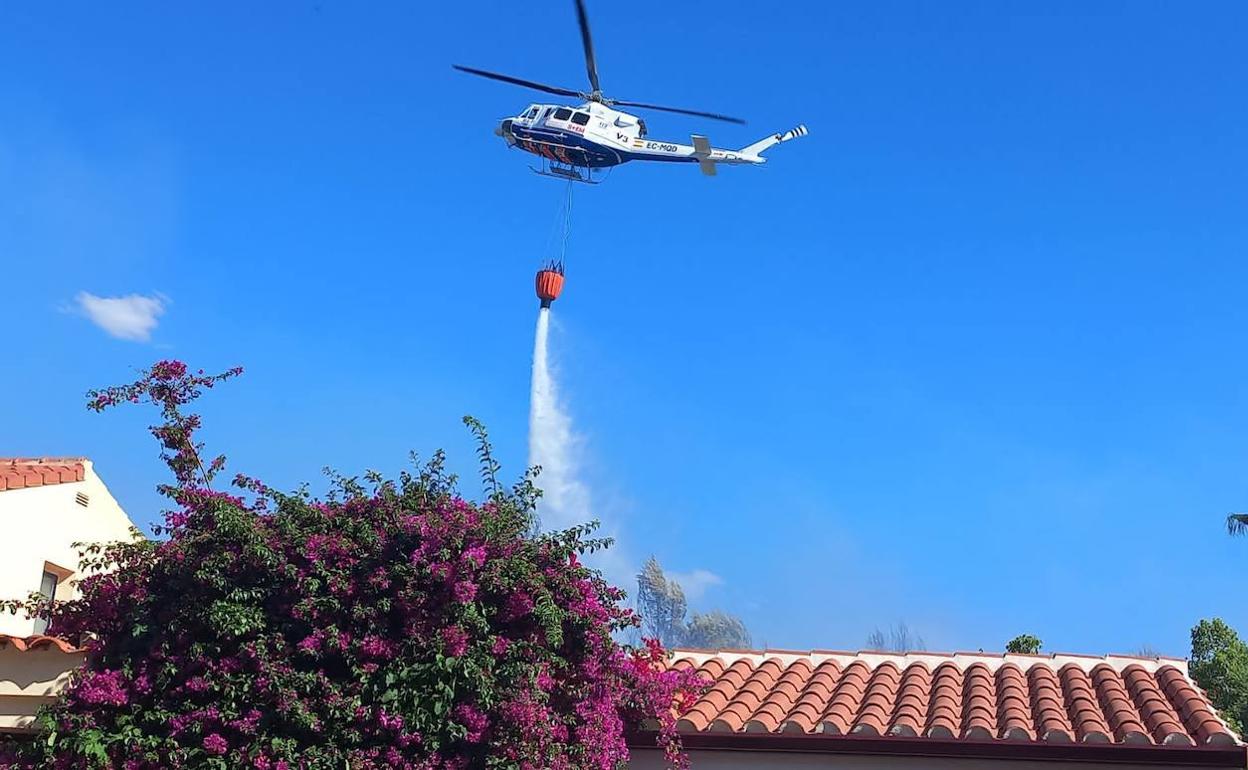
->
[[0, 458, 87, 494], [0, 634, 83, 653]]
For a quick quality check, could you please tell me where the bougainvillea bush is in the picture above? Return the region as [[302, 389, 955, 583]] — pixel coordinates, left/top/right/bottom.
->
[[1, 361, 701, 769]]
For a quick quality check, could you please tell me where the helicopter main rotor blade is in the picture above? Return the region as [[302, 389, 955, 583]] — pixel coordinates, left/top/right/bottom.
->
[[610, 100, 747, 125], [452, 65, 585, 99], [574, 0, 601, 96]]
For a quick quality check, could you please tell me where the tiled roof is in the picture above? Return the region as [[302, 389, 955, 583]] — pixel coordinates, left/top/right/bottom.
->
[[670, 649, 1240, 748], [0, 458, 85, 492], [0, 635, 82, 654]]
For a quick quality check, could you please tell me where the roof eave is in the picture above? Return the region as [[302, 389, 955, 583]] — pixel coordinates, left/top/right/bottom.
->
[[627, 731, 1248, 768]]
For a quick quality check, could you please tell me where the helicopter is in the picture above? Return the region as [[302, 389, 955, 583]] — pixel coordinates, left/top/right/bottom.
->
[[454, 0, 807, 184]]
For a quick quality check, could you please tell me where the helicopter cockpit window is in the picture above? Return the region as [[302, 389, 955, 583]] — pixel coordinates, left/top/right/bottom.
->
[[525, 107, 540, 119], [552, 108, 573, 121], [570, 112, 590, 126]]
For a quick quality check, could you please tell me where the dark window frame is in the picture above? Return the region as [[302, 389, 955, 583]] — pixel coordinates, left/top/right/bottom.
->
[[32, 569, 60, 635]]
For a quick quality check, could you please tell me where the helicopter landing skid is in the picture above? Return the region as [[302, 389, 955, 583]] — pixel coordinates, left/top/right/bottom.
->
[[529, 159, 605, 185]]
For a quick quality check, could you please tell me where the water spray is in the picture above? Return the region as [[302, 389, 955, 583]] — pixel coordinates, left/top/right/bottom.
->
[[528, 295, 589, 532]]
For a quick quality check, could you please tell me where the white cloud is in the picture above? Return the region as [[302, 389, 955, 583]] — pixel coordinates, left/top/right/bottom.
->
[[668, 569, 724, 601], [75, 292, 167, 342]]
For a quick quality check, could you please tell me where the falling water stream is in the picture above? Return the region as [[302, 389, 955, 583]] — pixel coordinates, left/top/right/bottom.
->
[[528, 307, 590, 532]]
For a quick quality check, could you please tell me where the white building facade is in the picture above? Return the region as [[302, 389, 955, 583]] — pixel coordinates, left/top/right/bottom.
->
[[0, 458, 138, 637], [0, 458, 137, 733]]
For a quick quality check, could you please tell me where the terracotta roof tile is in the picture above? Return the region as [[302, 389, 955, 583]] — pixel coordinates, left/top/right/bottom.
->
[[0, 634, 83, 654], [0, 458, 86, 492], [670, 649, 1241, 749]]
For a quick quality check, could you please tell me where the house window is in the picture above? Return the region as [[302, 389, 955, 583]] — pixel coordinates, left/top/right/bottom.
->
[[32, 570, 59, 635]]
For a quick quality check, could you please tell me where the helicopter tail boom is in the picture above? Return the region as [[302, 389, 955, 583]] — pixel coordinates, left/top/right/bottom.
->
[[677, 124, 808, 175], [740, 124, 809, 160]]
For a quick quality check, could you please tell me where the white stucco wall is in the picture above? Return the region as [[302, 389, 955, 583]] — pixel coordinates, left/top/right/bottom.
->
[[631, 748, 1241, 770], [0, 462, 138, 636], [0, 644, 84, 731]]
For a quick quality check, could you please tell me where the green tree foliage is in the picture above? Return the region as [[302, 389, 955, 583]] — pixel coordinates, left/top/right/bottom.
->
[[1006, 634, 1043, 654], [636, 558, 687, 645], [865, 623, 925, 652], [1190, 618, 1248, 735], [683, 612, 751, 651], [635, 558, 750, 650]]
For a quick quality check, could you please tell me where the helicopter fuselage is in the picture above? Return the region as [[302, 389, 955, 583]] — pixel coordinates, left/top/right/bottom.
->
[[458, 0, 807, 180], [498, 101, 757, 171]]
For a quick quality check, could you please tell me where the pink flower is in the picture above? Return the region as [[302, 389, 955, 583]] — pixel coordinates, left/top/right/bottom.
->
[[505, 591, 533, 619], [185, 676, 210, 693], [454, 703, 490, 743], [151, 360, 188, 380], [462, 545, 488, 569], [202, 733, 228, 755], [441, 625, 469, 657], [378, 709, 404, 732], [297, 631, 324, 653], [74, 669, 129, 707], [359, 635, 393, 659], [452, 580, 478, 603]]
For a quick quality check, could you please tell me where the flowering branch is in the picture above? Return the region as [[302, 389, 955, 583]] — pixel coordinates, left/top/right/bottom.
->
[[86, 360, 243, 496]]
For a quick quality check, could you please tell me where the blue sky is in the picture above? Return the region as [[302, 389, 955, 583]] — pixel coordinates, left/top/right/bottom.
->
[[2, 1, 1246, 656]]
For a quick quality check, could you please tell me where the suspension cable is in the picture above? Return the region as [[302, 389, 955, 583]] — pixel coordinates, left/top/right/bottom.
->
[[559, 180, 573, 268]]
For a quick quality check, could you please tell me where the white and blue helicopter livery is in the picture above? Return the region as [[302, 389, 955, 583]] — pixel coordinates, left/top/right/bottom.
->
[[454, 0, 806, 183]]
